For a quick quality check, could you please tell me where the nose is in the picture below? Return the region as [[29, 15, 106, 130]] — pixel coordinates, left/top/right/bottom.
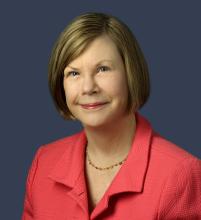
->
[[81, 75, 99, 95]]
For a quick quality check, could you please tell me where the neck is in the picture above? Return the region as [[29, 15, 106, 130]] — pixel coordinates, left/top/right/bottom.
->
[[84, 113, 136, 163]]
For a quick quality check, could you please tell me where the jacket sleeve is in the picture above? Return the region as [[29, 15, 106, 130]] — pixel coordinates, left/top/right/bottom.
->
[[158, 157, 201, 219], [21, 147, 43, 220]]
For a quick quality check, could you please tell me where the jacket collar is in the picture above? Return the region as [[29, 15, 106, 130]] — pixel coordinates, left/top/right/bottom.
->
[[48, 112, 152, 195], [107, 112, 152, 195], [48, 130, 87, 193]]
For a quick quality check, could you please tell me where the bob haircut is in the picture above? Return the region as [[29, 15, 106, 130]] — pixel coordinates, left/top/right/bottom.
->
[[48, 12, 150, 119]]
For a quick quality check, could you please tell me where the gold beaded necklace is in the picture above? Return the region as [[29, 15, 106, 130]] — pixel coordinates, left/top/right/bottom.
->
[[86, 147, 127, 171]]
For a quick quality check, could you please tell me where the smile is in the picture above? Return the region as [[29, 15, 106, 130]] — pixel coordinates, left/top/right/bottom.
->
[[80, 102, 108, 110]]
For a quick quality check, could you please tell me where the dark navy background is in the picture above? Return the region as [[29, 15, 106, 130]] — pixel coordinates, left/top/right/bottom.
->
[[0, 1, 200, 219]]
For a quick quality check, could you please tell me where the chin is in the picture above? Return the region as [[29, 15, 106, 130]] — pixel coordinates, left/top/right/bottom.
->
[[82, 120, 107, 129], [81, 115, 120, 129]]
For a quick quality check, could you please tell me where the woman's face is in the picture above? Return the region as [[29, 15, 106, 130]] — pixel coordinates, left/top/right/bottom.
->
[[63, 35, 129, 128]]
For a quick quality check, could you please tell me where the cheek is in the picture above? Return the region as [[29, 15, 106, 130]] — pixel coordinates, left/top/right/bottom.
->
[[106, 74, 128, 96], [63, 83, 77, 104]]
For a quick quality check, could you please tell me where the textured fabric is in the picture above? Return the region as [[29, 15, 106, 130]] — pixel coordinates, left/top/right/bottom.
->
[[21, 112, 201, 220]]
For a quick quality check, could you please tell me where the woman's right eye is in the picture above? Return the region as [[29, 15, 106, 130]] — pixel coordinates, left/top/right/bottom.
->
[[67, 71, 79, 77]]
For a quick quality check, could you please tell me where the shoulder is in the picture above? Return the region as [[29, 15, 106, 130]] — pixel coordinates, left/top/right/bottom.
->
[[151, 131, 201, 176], [150, 131, 200, 167], [31, 131, 84, 168], [147, 131, 201, 193], [151, 133, 201, 218], [148, 132, 201, 217], [41, 131, 83, 152]]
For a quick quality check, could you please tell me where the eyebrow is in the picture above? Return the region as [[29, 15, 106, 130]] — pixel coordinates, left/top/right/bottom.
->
[[67, 59, 113, 70]]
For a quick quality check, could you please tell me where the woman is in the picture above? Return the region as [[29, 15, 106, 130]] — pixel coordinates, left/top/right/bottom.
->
[[22, 12, 201, 219]]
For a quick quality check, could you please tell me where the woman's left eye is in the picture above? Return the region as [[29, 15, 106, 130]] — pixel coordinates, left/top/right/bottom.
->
[[98, 66, 110, 72]]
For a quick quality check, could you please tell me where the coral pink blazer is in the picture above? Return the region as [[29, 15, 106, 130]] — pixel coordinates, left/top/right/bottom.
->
[[22, 113, 201, 219]]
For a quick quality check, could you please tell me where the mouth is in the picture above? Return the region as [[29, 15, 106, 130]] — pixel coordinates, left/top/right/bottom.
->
[[80, 102, 108, 110]]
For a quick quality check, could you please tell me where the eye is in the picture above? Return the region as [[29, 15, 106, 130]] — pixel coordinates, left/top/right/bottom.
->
[[66, 71, 79, 78], [97, 66, 110, 72]]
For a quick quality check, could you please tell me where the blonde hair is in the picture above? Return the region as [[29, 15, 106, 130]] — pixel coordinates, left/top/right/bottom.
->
[[48, 12, 150, 119]]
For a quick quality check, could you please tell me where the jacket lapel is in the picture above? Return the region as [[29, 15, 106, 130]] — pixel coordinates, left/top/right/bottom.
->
[[91, 112, 153, 219], [48, 131, 89, 214]]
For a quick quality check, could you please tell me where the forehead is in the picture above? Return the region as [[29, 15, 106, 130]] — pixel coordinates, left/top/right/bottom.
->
[[67, 35, 122, 67]]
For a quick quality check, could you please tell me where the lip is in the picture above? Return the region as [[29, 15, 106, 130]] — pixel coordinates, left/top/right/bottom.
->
[[80, 102, 108, 109]]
